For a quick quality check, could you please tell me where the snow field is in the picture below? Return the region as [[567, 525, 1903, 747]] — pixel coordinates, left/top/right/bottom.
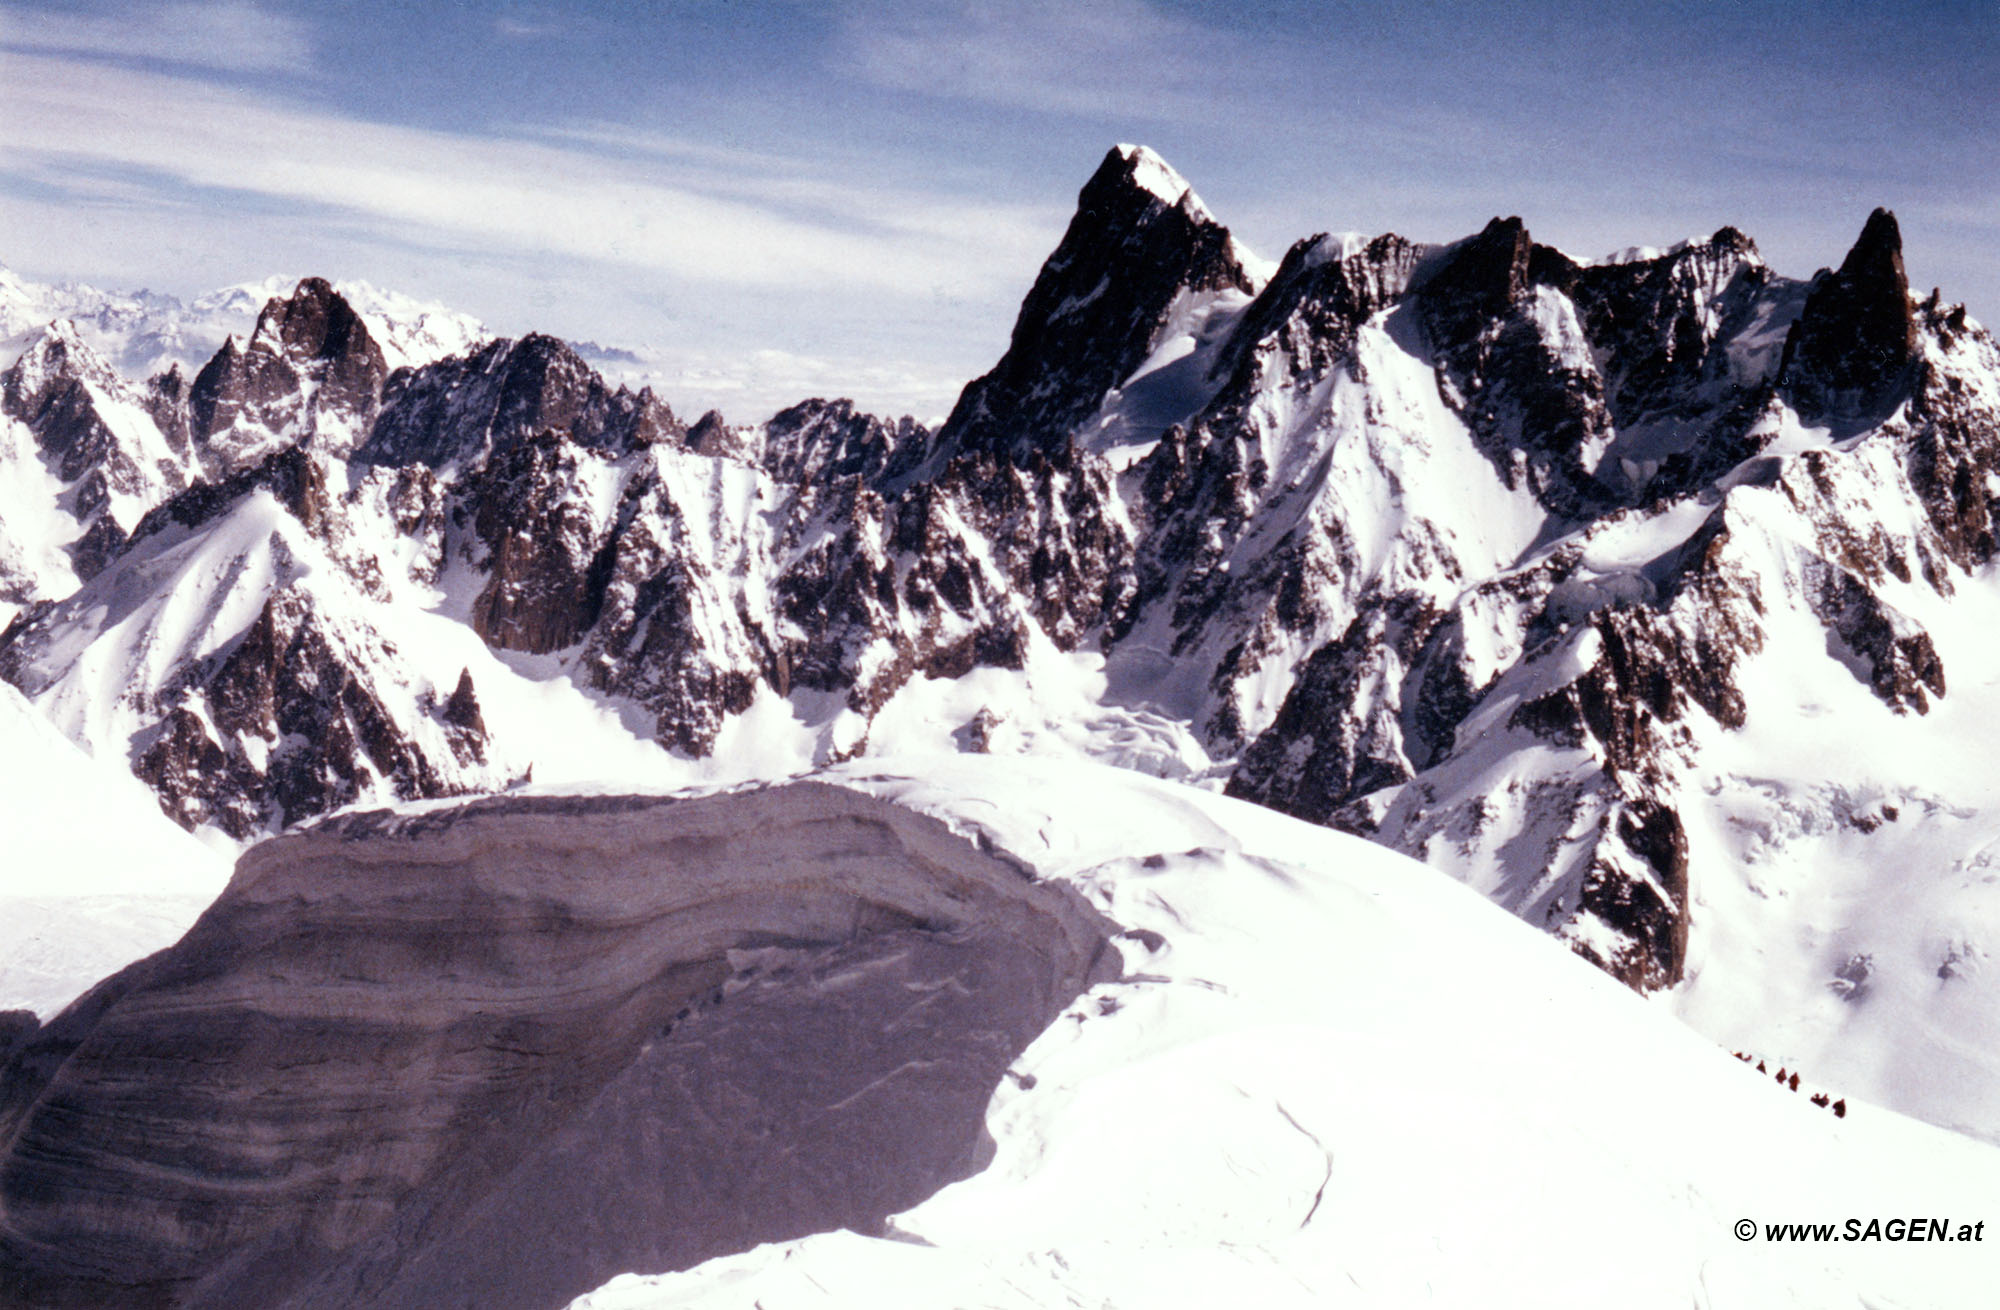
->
[[0, 680, 228, 1016], [572, 755, 2000, 1310]]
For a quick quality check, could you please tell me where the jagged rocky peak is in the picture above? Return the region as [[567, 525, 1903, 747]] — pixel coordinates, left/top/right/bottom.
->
[[186, 277, 393, 473], [1208, 230, 1427, 388], [132, 586, 468, 837], [762, 397, 929, 486], [1414, 215, 1535, 344], [440, 667, 485, 737], [3, 316, 118, 404], [1552, 227, 1793, 486], [934, 143, 1263, 462], [1705, 223, 1757, 259], [123, 443, 333, 549], [185, 333, 297, 466], [249, 275, 387, 408], [685, 407, 748, 460], [1781, 207, 1920, 418], [465, 426, 619, 655], [143, 361, 192, 455], [360, 332, 682, 471]]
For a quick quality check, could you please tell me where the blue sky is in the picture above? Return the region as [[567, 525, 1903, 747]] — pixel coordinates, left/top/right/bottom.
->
[[1, 0, 1993, 420]]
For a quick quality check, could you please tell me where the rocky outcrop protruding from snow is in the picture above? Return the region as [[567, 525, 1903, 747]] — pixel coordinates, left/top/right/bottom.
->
[[1781, 208, 1920, 420], [130, 583, 491, 835], [124, 444, 334, 546], [1206, 232, 1425, 390], [360, 333, 682, 470], [0, 784, 1115, 1309], [934, 145, 1263, 462], [0, 464, 510, 837], [186, 279, 390, 475], [465, 427, 620, 654], [762, 397, 929, 486], [1416, 219, 1625, 520], [1417, 216, 1535, 346], [0, 320, 191, 578], [685, 408, 749, 460]]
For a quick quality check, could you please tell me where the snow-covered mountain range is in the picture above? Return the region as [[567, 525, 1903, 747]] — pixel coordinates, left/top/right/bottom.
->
[[4, 143, 2000, 1305], [0, 267, 489, 383]]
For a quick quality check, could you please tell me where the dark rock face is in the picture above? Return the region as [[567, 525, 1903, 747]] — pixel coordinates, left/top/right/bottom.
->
[[144, 364, 194, 462], [185, 279, 390, 473], [1898, 297, 2000, 569], [1781, 209, 1920, 420], [466, 428, 617, 654], [685, 407, 749, 460], [1207, 232, 1424, 390], [125, 445, 332, 547], [935, 145, 1260, 463], [0, 1012, 35, 1068], [1413, 218, 1622, 520], [575, 511, 764, 757], [1417, 216, 1535, 347], [1225, 595, 1437, 823], [131, 587, 488, 837], [1566, 228, 1765, 422], [361, 334, 681, 470], [258, 276, 387, 424], [186, 333, 298, 448], [1817, 568, 1946, 714], [0, 785, 1116, 1309], [762, 397, 929, 486], [440, 668, 485, 737]]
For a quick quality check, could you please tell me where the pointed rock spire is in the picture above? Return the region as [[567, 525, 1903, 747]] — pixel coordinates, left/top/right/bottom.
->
[[187, 321, 301, 451], [252, 277, 380, 369], [1416, 216, 1533, 346], [934, 144, 1262, 462], [441, 667, 486, 736], [1780, 207, 1919, 417], [186, 279, 394, 472], [685, 409, 744, 459]]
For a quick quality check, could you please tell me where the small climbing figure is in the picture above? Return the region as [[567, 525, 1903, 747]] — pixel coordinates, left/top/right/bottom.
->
[[1833, 1099, 1847, 1118]]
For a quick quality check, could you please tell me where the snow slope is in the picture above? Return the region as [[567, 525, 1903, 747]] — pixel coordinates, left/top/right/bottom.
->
[[0, 414, 80, 628], [573, 755, 2000, 1310], [0, 680, 228, 1018]]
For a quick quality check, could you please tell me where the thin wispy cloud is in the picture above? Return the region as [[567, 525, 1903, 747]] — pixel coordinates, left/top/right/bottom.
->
[[494, 16, 559, 40], [836, 0, 1251, 121], [0, 49, 1060, 304], [541, 122, 1069, 250], [0, 1, 311, 75]]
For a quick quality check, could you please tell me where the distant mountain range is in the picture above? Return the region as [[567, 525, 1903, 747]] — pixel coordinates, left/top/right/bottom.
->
[[5, 143, 2000, 1150]]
